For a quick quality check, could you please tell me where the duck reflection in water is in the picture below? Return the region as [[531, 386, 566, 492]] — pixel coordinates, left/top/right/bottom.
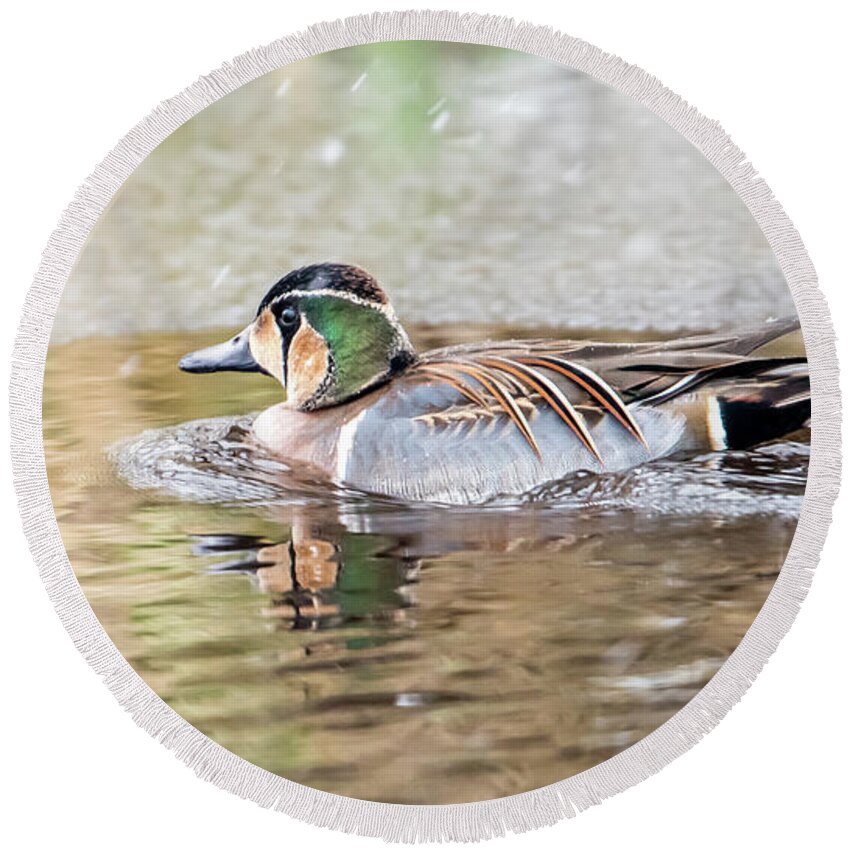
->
[[192, 523, 420, 631], [189, 505, 582, 631]]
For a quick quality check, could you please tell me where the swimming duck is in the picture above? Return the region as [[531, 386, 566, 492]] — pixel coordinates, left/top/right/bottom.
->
[[179, 263, 809, 504]]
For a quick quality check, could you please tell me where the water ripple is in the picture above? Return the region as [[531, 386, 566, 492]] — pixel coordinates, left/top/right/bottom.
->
[[113, 414, 808, 519]]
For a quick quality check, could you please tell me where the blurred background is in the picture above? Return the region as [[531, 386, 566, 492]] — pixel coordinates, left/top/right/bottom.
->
[[52, 41, 790, 345]]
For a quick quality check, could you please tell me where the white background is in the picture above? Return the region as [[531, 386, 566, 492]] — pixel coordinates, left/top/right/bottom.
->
[[1, 2, 847, 847]]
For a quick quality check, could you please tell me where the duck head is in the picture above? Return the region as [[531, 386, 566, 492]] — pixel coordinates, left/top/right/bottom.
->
[[179, 264, 417, 410]]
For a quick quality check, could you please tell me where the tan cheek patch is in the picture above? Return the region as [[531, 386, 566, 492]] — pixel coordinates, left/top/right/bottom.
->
[[287, 322, 330, 407], [249, 310, 284, 384]]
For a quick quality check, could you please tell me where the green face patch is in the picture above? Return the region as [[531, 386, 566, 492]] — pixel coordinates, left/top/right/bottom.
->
[[299, 295, 405, 404]]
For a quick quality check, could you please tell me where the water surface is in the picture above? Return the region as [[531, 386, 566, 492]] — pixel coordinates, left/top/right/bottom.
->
[[44, 326, 806, 804]]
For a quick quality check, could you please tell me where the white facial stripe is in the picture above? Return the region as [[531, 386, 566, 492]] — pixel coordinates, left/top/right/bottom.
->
[[270, 288, 394, 316]]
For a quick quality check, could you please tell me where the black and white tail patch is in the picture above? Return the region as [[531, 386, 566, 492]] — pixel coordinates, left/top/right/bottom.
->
[[710, 394, 811, 450]]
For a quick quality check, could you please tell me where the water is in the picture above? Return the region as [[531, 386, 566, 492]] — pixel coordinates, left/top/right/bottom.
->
[[44, 326, 807, 804]]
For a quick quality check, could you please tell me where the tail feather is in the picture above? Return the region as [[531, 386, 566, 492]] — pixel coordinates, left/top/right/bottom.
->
[[705, 366, 810, 450], [658, 315, 802, 358], [632, 318, 809, 451]]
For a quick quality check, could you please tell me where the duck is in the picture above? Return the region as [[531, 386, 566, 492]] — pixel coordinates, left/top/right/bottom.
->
[[179, 263, 810, 505]]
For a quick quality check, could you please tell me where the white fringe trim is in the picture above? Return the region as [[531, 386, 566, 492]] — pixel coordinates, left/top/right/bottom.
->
[[8, 10, 841, 843]]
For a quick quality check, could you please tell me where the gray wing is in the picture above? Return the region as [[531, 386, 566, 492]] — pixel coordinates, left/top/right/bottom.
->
[[341, 379, 684, 504]]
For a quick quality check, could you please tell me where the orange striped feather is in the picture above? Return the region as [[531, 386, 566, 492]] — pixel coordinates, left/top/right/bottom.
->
[[479, 357, 603, 464], [418, 365, 490, 410], [428, 361, 541, 459], [517, 355, 648, 448]]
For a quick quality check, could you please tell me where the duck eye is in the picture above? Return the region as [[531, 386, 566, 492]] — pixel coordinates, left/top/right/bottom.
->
[[279, 306, 298, 327]]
